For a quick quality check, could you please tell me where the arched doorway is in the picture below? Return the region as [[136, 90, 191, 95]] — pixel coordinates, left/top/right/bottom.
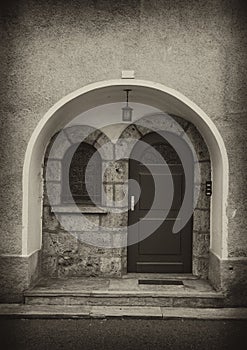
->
[[22, 79, 229, 290], [127, 131, 193, 273]]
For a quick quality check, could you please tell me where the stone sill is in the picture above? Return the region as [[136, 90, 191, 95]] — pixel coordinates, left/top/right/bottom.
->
[[51, 205, 108, 214]]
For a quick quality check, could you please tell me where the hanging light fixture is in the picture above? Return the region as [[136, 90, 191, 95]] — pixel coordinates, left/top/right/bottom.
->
[[122, 89, 133, 122]]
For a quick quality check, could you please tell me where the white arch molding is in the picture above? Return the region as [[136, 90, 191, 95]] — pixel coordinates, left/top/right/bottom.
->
[[22, 79, 229, 261]]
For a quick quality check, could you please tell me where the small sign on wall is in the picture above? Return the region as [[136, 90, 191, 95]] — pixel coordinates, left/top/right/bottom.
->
[[206, 181, 212, 196]]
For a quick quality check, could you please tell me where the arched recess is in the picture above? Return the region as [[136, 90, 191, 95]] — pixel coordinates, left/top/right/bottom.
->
[[22, 79, 229, 265]]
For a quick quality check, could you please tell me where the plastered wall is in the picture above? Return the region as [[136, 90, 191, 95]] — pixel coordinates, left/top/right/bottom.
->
[[0, 0, 246, 301]]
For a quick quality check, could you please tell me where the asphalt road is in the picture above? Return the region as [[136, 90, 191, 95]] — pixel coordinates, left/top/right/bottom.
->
[[0, 318, 246, 350]]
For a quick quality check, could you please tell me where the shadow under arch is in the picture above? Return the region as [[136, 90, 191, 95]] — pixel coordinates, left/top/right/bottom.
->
[[22, 80, 229, 280]]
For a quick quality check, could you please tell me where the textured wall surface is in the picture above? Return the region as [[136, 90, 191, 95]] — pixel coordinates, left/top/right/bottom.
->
[[42, 119, 211, 279], [0, 0, 246, 301], [42, 126, 125, 278]]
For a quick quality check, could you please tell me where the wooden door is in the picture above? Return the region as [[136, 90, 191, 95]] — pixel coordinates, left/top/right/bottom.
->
[[127, 132, 193, 273]]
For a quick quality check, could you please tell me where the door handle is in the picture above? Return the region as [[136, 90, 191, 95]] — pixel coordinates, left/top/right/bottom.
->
[[130, 195, 135, 211]]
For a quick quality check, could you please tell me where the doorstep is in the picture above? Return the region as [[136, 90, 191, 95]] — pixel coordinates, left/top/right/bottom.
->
[[0, 304, 247, 320], [23, 276, 226, 308]]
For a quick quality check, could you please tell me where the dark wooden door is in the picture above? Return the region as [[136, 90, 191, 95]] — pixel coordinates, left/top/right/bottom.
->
[[127, 132, 193, 273]]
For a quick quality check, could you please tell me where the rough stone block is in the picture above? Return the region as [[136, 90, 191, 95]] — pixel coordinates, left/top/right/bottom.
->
[[194, 161, 211, 185], [193, 209, 210, 233], [115, 138, 137, 160], [95, 134, 114, 160], [47, 130, 72, 160], [57, 231, 78, 255], [84, 256, 101, 275], [41, 255, 58, 278], [194, 184, 211, 210], [77, 230, 112, 248], [114, 183, 128, 208], [121, 250, 128, 275], [184, 124, 210, 161], [170, 115, 190, 131], [135, 125, 151, 137], [112, 230, 128, 248], [57, 254, 102, 278], [42, 183, 49, 206], [42, 206, 60, 231], [42, 232, 59, 255], [136, 114, 185, 136], [102, 184, 114, 207], [78, 241, 106, 256], [45, 182, 61, 205], [58, 213, 100, 232], [45, 160, 62, 181], [103, 160, 128, 183], [110, 247, 124, 258], [119, 124, 141, 140], [193, 256, 209, 279], [100, 211, 128, 228], [100, 257, 122, 276], [193, 232, 210, 258], [64, 125, 101, 145]]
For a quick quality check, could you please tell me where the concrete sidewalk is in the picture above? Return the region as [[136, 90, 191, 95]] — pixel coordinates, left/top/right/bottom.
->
[[0, 304, 247, 320]]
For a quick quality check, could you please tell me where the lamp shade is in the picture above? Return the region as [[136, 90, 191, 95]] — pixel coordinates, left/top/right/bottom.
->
[[122, 105, 133, 122]]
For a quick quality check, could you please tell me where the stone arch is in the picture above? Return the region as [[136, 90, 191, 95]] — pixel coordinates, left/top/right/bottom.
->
[[22, 79, 229, 288], [43, 125, 112, 207]]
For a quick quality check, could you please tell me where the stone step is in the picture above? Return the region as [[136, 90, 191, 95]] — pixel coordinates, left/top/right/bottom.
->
[[2, 304, 247, 320], [24, 290, 225, 308], [24, 277, 225, 308]]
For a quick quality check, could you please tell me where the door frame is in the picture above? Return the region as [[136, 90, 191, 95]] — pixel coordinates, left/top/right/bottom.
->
[[127, 131, 193, 273]]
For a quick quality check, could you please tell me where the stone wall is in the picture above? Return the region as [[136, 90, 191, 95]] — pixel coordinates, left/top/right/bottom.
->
[[42, 115, 211, 279], [119, 116, 211, 278], [42, 126, 126, 277], [0, 0, 246, 301]]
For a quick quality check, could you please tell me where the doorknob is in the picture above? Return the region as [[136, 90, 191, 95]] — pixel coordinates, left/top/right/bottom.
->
[[130, 195, 135, 211]]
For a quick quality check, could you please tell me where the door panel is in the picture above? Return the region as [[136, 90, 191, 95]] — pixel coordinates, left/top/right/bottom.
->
[[139, 171, 183, 210], [127, 132, 193, 273], [139, 219, 181, 255]]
